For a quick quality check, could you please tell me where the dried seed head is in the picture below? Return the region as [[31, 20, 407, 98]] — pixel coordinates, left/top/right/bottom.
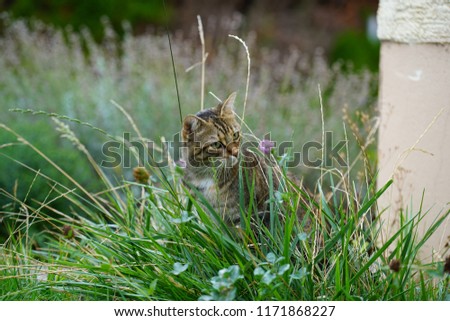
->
[[389, 259, 401, 272], [133, 166, 150, 184], [62, 225, 75, 239], [444, 256, 450, 274]]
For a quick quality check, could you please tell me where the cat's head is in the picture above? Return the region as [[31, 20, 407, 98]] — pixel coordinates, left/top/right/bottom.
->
[[182, 92, 241, 169]]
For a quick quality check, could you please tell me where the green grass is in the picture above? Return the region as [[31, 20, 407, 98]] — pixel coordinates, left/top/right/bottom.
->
[[1, 119, 448, 300], [0, 16, 449, 301]]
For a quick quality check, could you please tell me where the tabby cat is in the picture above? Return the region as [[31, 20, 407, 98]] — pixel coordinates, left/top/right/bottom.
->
[[181, 92, 283, 226]]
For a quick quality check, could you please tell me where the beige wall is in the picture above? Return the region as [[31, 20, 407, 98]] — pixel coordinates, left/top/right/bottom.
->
[[378, 42, 450, 261], [377, 0, 450, 261]]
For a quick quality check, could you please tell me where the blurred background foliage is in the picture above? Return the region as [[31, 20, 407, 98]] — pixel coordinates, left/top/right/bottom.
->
[[0, 0, 379, 242], [1, 0, 170, 37], [1, 0, 379, 70]]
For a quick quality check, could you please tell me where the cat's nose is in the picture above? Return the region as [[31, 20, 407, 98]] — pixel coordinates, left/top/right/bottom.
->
[[228, 145, 239, 157]]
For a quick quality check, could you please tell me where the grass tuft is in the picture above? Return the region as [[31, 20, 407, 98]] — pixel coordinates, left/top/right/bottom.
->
[[1, 112, 448, 300]]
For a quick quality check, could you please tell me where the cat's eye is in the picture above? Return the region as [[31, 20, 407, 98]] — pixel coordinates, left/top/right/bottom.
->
[[211, 141, 223, 149], [233, 131, 240, 140]]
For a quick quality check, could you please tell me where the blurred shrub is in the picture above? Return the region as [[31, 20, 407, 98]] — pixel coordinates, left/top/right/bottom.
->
[[330, 30, 380, 72], [1, 0, 171, 40]]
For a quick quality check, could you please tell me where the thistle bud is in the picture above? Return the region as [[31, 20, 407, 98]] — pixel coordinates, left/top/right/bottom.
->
[[133, 166, 150, 184], [62, 225, 75, 239], [444, 255, 450, 274], [389, 259, 401, 272]]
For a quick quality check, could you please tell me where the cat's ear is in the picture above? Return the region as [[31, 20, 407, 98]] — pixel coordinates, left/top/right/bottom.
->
[[183, 115, 205, 136], [218, 92, 237, 117]]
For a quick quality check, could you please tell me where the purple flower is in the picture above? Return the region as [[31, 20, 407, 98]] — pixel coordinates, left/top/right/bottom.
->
[[258, 139, 275, 155], [176, 159, 187, 168]]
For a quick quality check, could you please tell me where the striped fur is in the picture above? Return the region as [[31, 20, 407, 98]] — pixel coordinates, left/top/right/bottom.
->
[[181, 93, 279, 225]]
